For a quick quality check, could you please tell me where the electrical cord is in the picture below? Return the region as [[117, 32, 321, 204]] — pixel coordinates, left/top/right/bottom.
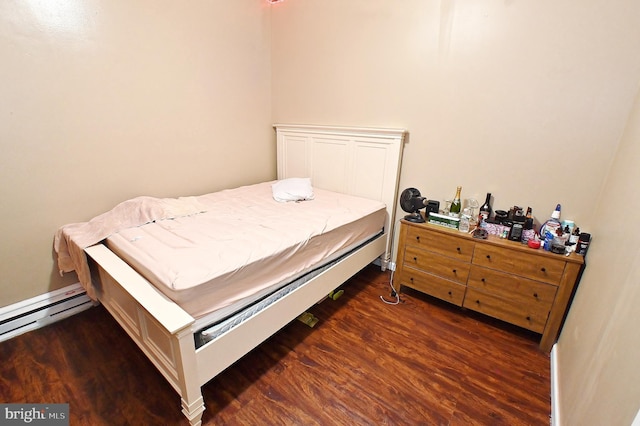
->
[[379, 268, 400, 305], [379, 217, 403, 305]]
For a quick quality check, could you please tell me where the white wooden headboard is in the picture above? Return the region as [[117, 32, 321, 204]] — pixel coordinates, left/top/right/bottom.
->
[[274, 124, 406, 269]]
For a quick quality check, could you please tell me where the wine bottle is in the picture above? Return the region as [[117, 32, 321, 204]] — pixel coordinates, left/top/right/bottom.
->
[[449, 186, 462, 218], [479, 193, 492, 221]]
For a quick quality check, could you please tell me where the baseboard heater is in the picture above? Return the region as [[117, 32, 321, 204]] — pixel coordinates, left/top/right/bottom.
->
[[0, 283, 95, 343]]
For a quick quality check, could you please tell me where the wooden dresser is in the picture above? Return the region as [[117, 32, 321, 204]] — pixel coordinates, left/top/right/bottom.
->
[[394, 220, 584, 352]]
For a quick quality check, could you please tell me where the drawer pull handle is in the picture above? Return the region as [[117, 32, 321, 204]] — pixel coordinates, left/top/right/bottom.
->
[[526, 316, 531, 321], [533, 293, 538, 298], [486, 255, 491, 260], [410, 277, 414, 283], [541, 267, 546, 273], [481, 278, 486, 282], [416, 236, 420, 242], [448, 291, 452, 296], [413, 256, 418, 262], [475, 300, 480, 305], [456, 247, 461, 252], [452, 269, 457, 274]]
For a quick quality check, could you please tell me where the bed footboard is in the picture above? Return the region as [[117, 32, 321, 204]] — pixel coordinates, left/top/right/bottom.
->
[[85, 244, 205, 426]]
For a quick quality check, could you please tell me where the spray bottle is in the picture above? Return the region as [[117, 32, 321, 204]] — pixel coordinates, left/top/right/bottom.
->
[[540, 204, 562, 250]]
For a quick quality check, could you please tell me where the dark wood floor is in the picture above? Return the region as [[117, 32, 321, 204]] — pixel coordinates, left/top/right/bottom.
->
[[0, 265, 551, 425]]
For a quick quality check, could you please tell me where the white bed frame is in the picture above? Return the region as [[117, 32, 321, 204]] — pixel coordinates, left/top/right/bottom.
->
[[84, 124, 405, 425]]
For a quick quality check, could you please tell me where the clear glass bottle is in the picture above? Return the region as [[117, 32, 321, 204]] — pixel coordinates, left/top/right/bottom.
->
[[467, 198, 479, 225], [459, 207, 471, 232], [449, 186, 462, 218], [458, 215, 470, 233]]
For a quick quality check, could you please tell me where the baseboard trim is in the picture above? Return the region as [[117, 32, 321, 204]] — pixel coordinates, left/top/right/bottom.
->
[[550, 343, 560, 426], [0, 283, 96, 343], [373, 258, 396, 271]]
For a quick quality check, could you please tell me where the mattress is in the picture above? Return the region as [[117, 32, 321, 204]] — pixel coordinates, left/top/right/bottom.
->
[[105, 181, 386, 320]]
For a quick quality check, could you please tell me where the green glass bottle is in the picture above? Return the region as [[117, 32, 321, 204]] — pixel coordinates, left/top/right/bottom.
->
[[449, 186, 462, 218]]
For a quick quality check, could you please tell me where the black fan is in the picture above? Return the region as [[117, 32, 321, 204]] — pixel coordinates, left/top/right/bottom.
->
[[399, 188, 426, 223]]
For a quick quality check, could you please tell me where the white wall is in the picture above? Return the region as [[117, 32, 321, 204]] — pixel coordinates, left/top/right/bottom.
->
[[0, 0, 274, 307], [270, 0, 640, 423], [555, 83, 640, 425], [271, 0, 640, 232]]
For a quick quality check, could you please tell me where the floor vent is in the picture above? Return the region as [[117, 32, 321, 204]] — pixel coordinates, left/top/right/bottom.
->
[[0, 283, 95, 343]]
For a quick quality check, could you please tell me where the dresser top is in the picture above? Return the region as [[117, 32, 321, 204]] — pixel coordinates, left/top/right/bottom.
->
[[400, 219, 585, 265]]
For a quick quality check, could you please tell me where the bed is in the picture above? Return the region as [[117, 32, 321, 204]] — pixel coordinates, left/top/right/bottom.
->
[[55, 124, 405, 425]]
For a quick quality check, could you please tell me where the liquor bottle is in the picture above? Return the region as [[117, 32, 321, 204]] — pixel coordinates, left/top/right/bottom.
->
[[449, 186, 462, 218], [479, 193, 492, 221]]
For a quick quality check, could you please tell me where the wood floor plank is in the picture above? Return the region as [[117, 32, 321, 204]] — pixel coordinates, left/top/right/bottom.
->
[[0, 265, 550, 425]]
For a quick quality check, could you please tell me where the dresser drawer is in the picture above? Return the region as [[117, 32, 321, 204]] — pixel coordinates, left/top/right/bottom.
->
[[468, 265, 557, 312], [399, 267, 466, 306], [404, 245, 470, 284], [463, 288, 550, 333], [406, 226, 475, 262], [472, 244, 565, 285]]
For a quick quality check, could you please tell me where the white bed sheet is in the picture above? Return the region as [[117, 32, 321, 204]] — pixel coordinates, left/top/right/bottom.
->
[[105, 182, 386, 320]]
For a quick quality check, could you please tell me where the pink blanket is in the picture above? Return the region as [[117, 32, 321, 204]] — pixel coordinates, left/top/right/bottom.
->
[[54, 196, 207, 299]]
